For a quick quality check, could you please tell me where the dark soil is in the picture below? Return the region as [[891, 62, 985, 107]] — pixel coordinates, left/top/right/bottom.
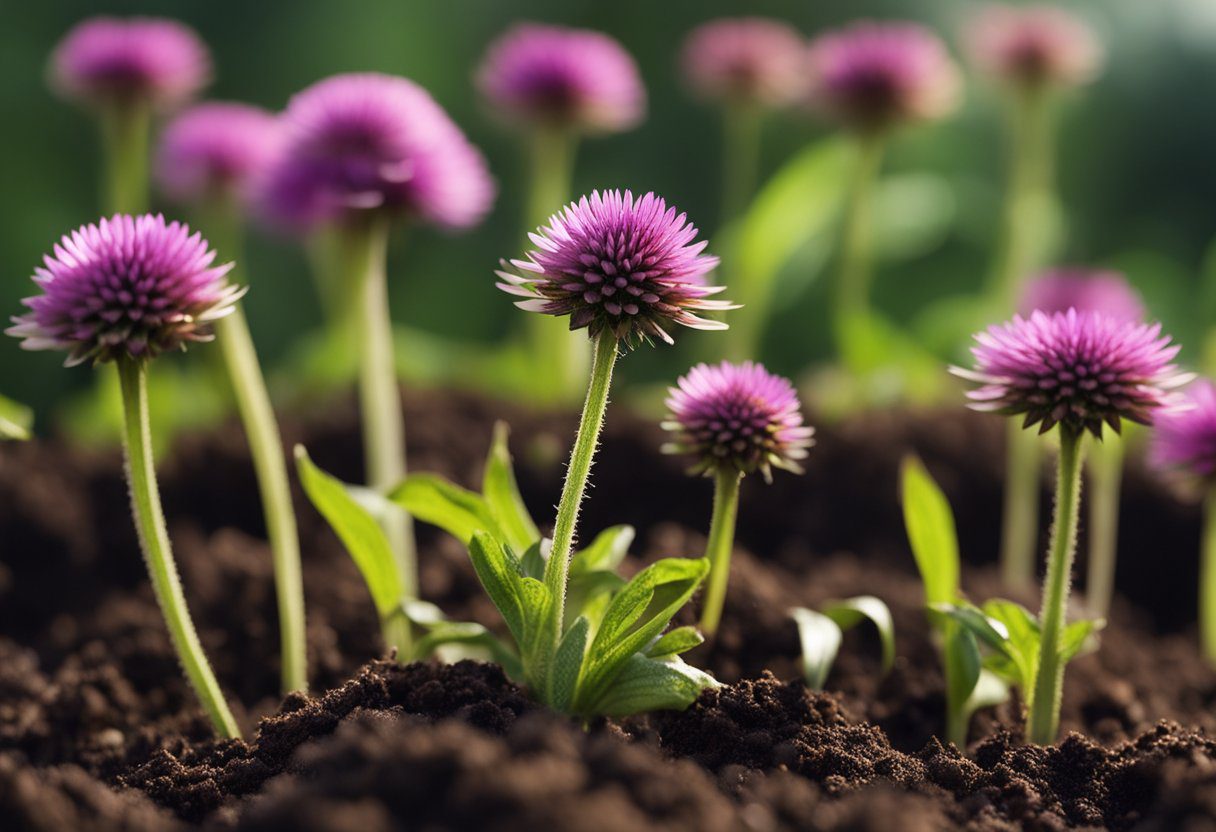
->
[[1, 389, 1213, 830]]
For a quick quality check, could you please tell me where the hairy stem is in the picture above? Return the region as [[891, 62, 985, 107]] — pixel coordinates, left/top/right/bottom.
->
[[100, 100, 151, 215], [699, 468, 743, 637], [1000, 421, 1042, 589], [833, 131, 886, 370], [1028, 427, 1083, 745], [117, 358, 240, 738], [1085, 434, 1124, 620]]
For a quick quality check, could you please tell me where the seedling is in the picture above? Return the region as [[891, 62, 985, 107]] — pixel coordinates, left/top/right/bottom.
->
[[790, 596, 894, 690]]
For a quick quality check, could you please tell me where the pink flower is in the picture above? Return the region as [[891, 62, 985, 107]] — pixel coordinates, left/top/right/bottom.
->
[[965, 5, 1102, 89], [681, 18, 809, 108], [155, 102, 284, 207], [1151, 380, 1216, 483], [1019, 268, 1144, 324]]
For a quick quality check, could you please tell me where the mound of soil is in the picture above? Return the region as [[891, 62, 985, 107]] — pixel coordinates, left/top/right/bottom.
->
[[0, 389, 1213, 830]]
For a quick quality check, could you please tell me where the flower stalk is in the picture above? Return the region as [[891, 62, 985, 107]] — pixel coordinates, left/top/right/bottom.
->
[[118, 357, 240, 738], [833, 132, 885, 369], [100, 101, 152, 214], [700, 468, 742, 636]]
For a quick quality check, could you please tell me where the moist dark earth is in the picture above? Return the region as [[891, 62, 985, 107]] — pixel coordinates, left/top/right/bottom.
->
[[2, 389, 1215, 830]]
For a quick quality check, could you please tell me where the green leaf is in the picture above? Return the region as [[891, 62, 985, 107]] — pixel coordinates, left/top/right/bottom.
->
[[1061, 618, 1105, 662], [823, 595, 896, 675], [963, 669, 1010, 719], [901, 456, 960, 607], [519, 540, 547, 581], [790, 607, 843, 690], [933, 603, 1012, 656], [0, 394, 32, 441], [944, 624, 982, 729], [551, 616, 590, 712], [872, 173, 956, 263], [483, 422, 540, 553], [295, 446, 403, 618], [646, 626, 704, 658], [516, 577, 552, 666], [409, 618, 523, 680], [467, 531, 526, 644], [979, 600, 1040, 694], [570, 525, 635, 575], [585, 653, 717, 718], [391, 474, 500, 544]]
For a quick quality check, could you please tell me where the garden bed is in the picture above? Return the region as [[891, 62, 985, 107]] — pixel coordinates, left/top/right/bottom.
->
[[1, 390, 1214, 831]]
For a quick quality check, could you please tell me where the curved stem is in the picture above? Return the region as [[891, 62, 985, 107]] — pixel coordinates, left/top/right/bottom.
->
[[832, 132, 886, 371], [1085, 434, 1124, 620], [100, 101, 151, 215], [1001, 421, 1042, 589], [117, 358, 240, 738], [1202, 489, 1216, 665], [699, 468, 743, 637], [1028, 427, 1083, 745]]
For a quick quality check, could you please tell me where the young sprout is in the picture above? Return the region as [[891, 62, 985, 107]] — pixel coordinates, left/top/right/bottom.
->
[[8, 215, 242, 738], [662, 361, 813, 636], [1150, 380, 1216, 664], [789, 597, 894, 691], [154, 103, 306, 694], [953, 309, 1189, 744], [50, 16, 211, 214], [806, 22, 960, 370], [259, 73, 495, 644], [477, 25, 645, 401]]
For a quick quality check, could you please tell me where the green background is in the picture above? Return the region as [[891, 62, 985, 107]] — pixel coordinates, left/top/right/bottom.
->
[[4, 0, 1215, 426]]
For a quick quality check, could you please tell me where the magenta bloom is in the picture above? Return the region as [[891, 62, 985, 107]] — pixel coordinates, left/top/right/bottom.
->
[[663, 361, 814, 481], [953, 310, 1191, 437], [807, 21, 960, 131], [50, 16, 210, 109], [965, 5, 1102, 89], [155, 102, 284, 207], [1151, 380, 1216, 483], [7, 215, 240, 366], [1020, 268, 1145, 325], [681, 18, 809, 108], [477, 23, 645, 134], [259, 73, 494, 231], [497, 190, 733, 347]]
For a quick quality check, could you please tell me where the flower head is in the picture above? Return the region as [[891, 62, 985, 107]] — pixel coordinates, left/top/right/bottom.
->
[[258, 73, 494, 231], [1150, 380, 1216, 485], [7, 214, 240, 366], [50, 16, 210, 109], [952, 309, 1191, 437], [1020, 268, 1144, 324], [477, 23, 645, 134], [497, 190, 733, 347], [663, 361, 814, 481], [965, 5, 1102, 89], [681, 18, 809, 109], [155, 102, 284, 207], [807, 21, 961, 132]]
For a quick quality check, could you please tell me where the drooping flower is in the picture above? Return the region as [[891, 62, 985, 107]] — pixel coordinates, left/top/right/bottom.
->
[[1150, 380, 1216, 484], [952, 309, 1191, 437], [806, 21, 961, 132], [476, 23, 645, 133], [155, 102, 284, 207], [965, 5, 1102, 89], [496, 189, 733, 346], [49, 16, 211, 109], [1019, 268, 1144, 324], [663, 361, 814, 481], [680, 17, 809, 109], [258, 73, 495, 231], [7, 214, 240, 366]]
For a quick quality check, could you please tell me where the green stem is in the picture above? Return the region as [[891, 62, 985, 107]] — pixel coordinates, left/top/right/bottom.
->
[[343, 217, 417, 606], [116, 358, 240, 738], [100, 100, 151, 215], [1001, 421, 1042, 589], [699, 468, 743, 637], [538, 330, 619, 689], [833, 132, 886, 370], [382, 610, 414, 663], [1028, 427, 1083, 745], [523, 128, 587, 403], [1085, 434, 1124, 620], [719, 105, 764, 362], [1202, 489, 1216, 665]]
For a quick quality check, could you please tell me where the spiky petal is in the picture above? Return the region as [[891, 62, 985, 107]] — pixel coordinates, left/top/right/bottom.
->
[[7, 214, 240, 366], [663, 361, 814, 482], [476, 23, 645, 133], [50, 16, 210, 109], [680, 17, 809, 109], [965, 5, 1102, 89], [1019, 268, 1144, 324], [1150, 380, 1216, 485], [497, 189, 733, 347], [952, 309, 1191, 438]]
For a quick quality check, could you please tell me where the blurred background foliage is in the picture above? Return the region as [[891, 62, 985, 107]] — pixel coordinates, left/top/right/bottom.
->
[[5, 0, 1216, 431]]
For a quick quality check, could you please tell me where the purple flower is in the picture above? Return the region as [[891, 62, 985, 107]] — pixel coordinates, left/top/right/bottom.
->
[[681, 17, 809, 108], [952, 310, 1191, 437], [807, 21, 960, 132], [1151, 380, 1216, 483], [50, 16, 211, 109], [496, 190, 733, 347], [965, 5, 1102, 89], [258, 73, 495, 231], [1020, 268, 1144, 324], [663, 361, 814, 481], [155, 102, 284, 207], [476, 23, 645, 134], [7, 214, 240, 366]]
